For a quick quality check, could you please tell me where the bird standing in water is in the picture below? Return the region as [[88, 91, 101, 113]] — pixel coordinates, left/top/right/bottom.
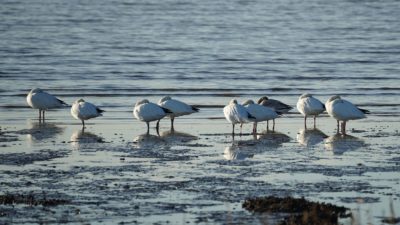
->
[[296, 93, 325, 128], [71, 99, 104, 129], [26, 88, 68, 122], [133, 99, 170, 134], [325, 95, 369, 134], [257, 96, 292, 130], [242, 99, 279, 134], [158, 96, 199, 130], [223, 99, 255, 135]]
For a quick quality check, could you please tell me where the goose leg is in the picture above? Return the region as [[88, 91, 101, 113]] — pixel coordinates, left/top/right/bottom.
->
[[232, 124, 235, 135], [156, 124, 160, 136], [336, 120, 340, 134], [42, 110, 45, 122], [146, 122, 150, 134], [267, 120, 269, 130], [313, 116, 316, 129], [341, 121, 346, 135], [156, 120, 160, 130], [82, 120, 85, 128], [38, 110, 42, 121], [171, 117, 175, 131], [304, 116, 307, 129], [344, 121, 347, 135], [272, 119, 275, 131]]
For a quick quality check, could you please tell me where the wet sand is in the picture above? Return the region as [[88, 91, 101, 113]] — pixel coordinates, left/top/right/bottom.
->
[[0, 110, 399, 224]]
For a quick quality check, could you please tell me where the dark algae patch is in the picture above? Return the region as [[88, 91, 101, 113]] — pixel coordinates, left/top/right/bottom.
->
[[243, 196, 351, 225], [0, 193, 70, 206], [382, 217, 400, 224]]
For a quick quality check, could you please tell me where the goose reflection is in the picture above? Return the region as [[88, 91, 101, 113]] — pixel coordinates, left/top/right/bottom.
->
[[324, 134, 365, 155], [25, 122, 64, 142], [70, 129, 104, 150], [159, 129, 198, 144], [256, 130, 291, 148], [223, 145, 254, 160], [132, 133, 165, 149], [297, 128, 328, 147]]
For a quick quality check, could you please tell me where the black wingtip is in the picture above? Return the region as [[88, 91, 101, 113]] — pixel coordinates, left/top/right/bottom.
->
[[248, 112, 256, 120], [96, 108, 105, 113], [161, 107, 172, 114], [358, 107, 370, 114], [58, 98, 68, 106], [285, 104, 294, 110], [192, 106, 200, 112]]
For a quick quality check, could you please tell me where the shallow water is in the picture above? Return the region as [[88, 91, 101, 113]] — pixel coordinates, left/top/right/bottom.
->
[[1, 0, 400, 224]]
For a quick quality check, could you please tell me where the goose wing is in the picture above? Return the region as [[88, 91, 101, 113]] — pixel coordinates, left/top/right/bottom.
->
[[246, 104, 279, 121], [333, 100, 366, 120], [159, 99, 197, 116], [261, 99, 292, 113]]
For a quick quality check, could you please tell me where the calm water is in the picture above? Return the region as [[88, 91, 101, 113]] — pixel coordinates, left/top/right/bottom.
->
[[1, 0, 400, 116], [1, 0, 400, 224]]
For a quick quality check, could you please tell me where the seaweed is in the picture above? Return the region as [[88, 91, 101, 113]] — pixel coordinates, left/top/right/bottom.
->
[[0, 194, 70, 206], [243, 196, 351, 225]]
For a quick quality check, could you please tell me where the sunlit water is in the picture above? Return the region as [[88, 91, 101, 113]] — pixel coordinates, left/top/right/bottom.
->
[[1, 0, 399, 224]]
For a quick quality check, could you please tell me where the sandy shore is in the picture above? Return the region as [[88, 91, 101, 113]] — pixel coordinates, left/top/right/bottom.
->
[[0, 110, 399, 224]]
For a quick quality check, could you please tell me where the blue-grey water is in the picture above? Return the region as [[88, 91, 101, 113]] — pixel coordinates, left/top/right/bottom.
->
[[1, 0, 400, 224], [1, 0, 400, 114]]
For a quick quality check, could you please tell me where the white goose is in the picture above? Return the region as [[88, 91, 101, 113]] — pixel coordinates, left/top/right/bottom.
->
[[223, 99, 255, 134], [158, 96, 199, 130], [325, 95, 369, 134], [133, 99, 170, 134], [71, 99, 104, 128], [296, 93, 325, 128], [242, 99, 279, 134], [257, 96, 292, 130], [26, 88, 67, 121]]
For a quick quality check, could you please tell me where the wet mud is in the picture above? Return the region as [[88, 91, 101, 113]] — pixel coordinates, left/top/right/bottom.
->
[[0, 120, 399, 224], [0, 150, 69, 165]]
